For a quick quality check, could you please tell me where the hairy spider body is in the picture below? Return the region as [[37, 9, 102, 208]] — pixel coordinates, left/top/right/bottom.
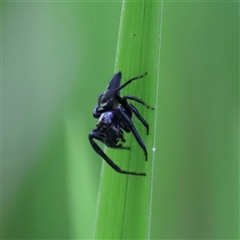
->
[[90, 72, 154, 176]]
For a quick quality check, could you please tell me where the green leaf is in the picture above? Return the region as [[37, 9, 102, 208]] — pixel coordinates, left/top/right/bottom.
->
[[94, 2, 163, 239]]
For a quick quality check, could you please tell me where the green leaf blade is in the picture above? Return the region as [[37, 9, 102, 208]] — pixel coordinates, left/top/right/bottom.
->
[[94, 1, 163, 239]]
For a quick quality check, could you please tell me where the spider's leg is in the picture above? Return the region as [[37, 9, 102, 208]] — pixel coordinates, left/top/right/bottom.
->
[[122, 95, 154, 110], [89, 132, 145, 176], [115, 72, 148, 93], [118, 108, 148, 161], [112, 144, 130, 150], [129, 103, 149, 135]]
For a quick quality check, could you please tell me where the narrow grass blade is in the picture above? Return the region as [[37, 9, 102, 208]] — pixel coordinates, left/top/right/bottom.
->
[[94, 2, 163, 239]]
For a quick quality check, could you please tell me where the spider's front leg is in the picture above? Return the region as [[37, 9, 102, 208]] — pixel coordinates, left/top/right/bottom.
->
[[89, 131, 145, 176]]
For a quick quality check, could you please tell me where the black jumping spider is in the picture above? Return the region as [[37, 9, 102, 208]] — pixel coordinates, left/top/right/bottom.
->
[[89, 72, 154, 176]]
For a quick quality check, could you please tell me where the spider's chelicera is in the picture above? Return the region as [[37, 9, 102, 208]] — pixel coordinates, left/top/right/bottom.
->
[[89, 72, 154, 176]]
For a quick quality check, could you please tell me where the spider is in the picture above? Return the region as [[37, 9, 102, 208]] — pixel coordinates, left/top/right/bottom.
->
[[89, 72, 154, 176]]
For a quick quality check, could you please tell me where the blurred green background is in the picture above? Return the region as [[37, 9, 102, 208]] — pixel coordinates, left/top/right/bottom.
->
[[2, 1, 239, 240], [2, 2, 121, 239], [151, 2, 239, 239]]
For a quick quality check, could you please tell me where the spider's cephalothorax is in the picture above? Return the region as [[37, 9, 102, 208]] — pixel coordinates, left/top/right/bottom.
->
[[89, 72, 154, 176]]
